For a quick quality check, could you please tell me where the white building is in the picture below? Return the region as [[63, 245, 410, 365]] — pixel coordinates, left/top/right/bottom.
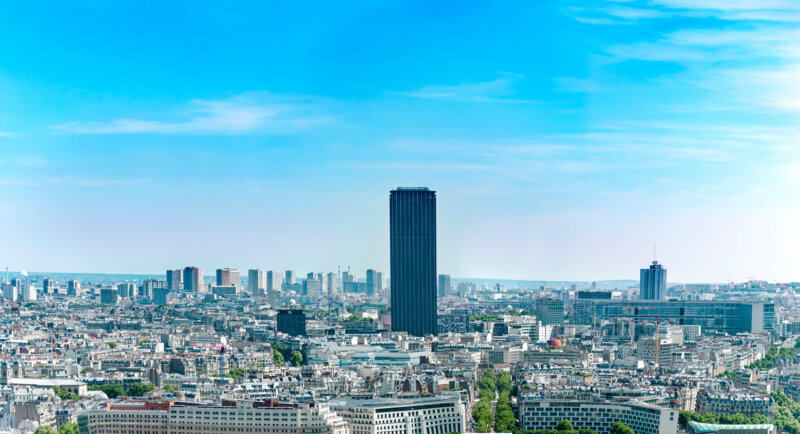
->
[[518, 397, 677, 434], [332, 397, 465, 434]]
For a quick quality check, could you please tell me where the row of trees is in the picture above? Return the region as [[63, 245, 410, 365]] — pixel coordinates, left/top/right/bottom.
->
[[34, 423, 77, 434], [748, 346, 797, 370], [678, 410, 770, 428], [514, 419, 631, 434], [472, 371, 495, 432], [87, 382, 156, 398]]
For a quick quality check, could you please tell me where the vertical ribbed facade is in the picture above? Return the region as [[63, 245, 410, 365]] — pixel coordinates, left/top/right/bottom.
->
[[390, 187, 437, 336], [639, 261, 667, 300]]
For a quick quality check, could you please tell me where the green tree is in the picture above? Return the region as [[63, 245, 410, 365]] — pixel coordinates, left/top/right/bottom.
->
[[479, 370, 496, 392], [87, 384, 125, 398], [127, 382, 155, 397], [35, 427, 57, 434], [273, 351, 285, 366], [609, 422, 634, 434], [226, 368, 247, 379], [52, 387, 79, 401], [497, 371, 512, 395], [57, 422, 78, 434], [162, 384, 179, 392], [107, 342, 117, 349], [290, 350, 304, 366], [556, 419, 574, 431], [578, 429, 599, 434]]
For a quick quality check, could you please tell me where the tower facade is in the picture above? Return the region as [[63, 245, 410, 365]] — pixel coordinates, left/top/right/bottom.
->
[[640, 261, 667, 300], [390, 187, 437, 336]]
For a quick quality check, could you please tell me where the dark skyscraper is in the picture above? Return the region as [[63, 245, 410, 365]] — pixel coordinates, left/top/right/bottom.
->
[[390, 187, 437, 336], [640, 261, 667, 300], [276, 308, 307, 337]]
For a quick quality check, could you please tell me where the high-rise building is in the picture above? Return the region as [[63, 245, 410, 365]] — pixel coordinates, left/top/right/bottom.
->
[[390, 187, 437, 336], [183, 267, 204, 293], [267, 271, 283, 292], [640, 260, 667, 300], [304, 273, 323, 296], [277, 308, 307, 336], [166, 269, 182, 290], [67, 280, 81, 296], [100, 288, 119, 305], [326, 272, 338, 295], [117, 283, 136, 298], [216, 268, 239, 287], [141, 279, 165, 300], [376, 272, 385, 292], [248, 269, 266, 293], [535, 297, 565, 325], [366, 269, 378, 296], [284, 270, 295, 285], [438, 274, 451, 298], [43, 278, 54, 294]]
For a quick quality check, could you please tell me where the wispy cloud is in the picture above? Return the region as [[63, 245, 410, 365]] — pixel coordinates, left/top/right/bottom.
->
[[0, 177, 148, 188], [51, 93, 333, 135], [0, 131, 17, 137], [394, 74, 533, 103]]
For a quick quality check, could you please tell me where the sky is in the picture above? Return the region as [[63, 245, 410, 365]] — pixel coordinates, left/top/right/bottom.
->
[[1, 1, 800, 283]]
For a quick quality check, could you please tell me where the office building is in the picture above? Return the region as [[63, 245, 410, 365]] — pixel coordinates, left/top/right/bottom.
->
[[166, 269, 182, 290], [216, 268, 239, 288], [100, 288, 118, 305], [141, 279, 165, 300], [640, 260, 667, 300], [366, 269, 378, 296], [577, 290, 612, 300], [43, 278, 54, 294], [1, 284, 17, 302], [267, 271, 283, 292], [153, 288, 170, 305], [183, 267, 204, 293], [518, 396, 677, 434], [535, 297, 565, 326], [77, 399, 348, 434], [67, 280, 81, 296], [117, 283, 136, 299], [326, 272, 338, 295], [390, 187, 437, 336], [277, 309, 307, 337], [376, 271, 385, 292], [593, 300, 775, 334], [304, 273, 323, 296], [248, 269, 266, 293], [438, 274, 451, 298], [332, 397, 464, 434], [284, 270, 295, 285]]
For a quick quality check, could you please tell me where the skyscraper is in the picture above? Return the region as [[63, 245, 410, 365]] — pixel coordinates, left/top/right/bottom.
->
[[326, 272, 338, 295], [366, 269, 378, 296], [390, 187, 437, 336], [284, 270, 295, 285], [438, 274, 451, 298], [166, 269, 182, 290], [216, 268, 239, 287], [266, 270, 283, 292], [248, 269, 266, 293], [183, 266, 204, 293], [640, 261, 667, 300]]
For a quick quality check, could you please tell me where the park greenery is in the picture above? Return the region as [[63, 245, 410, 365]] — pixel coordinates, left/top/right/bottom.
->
[[679, 390, 800, 433], [87, 382, 155, 398], [35, 422, 78, 434]]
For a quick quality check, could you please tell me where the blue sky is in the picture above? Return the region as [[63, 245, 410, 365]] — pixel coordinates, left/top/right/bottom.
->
[[2, 0, 799, 282]]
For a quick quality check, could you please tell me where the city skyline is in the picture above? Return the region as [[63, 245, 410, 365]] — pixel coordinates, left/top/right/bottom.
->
[[3, 2, 800, 282]]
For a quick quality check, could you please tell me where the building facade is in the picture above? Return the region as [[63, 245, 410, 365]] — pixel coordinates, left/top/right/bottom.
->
[[518, 397, 677, 434], [640, 260, 667, 300], [333, 397, 464, 434], [277, 309, 307, 337], [390, 187, 437, 336]]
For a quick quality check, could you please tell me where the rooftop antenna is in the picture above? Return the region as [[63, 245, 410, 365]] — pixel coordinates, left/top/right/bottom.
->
[[653, 244, 657, 263]]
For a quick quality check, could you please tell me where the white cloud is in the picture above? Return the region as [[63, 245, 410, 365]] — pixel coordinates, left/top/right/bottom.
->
[[51, 93, 333, 135], [395, 74, 533, 103]]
